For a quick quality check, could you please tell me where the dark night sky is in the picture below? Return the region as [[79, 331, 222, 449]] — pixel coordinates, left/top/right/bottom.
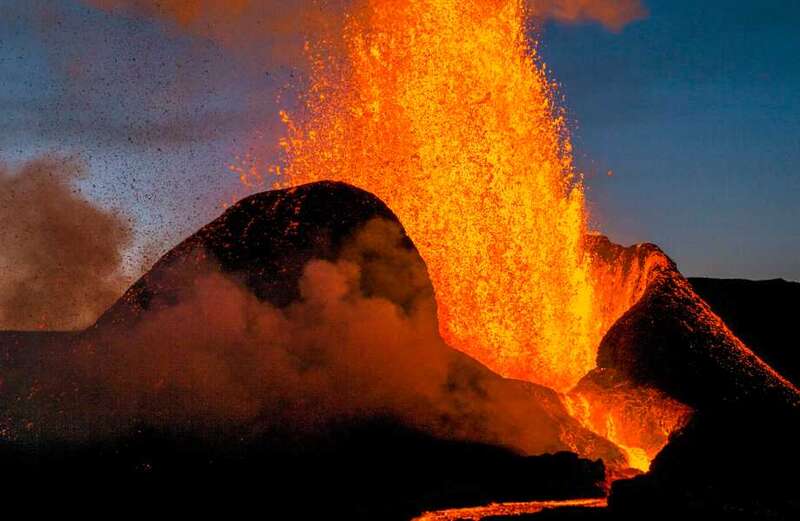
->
[[1, 0, 798, 280]]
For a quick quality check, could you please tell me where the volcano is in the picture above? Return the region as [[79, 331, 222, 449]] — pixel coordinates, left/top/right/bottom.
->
[[2, 181, 798, 519], [1, 181, 614, 518]]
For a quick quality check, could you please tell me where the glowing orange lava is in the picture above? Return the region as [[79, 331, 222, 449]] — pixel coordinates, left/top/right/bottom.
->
[[242, 0, 684, 470], [274, 0, 598, 393], [564, 372, 692, 472], [412, 497, 608, 521]]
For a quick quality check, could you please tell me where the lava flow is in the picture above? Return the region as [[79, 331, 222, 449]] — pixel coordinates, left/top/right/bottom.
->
[[412, 498, 608, 521], [251, 0, 685, 471]]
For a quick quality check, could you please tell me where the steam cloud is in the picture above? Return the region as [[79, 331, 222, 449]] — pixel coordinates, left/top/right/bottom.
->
[[85, 219, 451, 431], [3, 219, 601, 462], [0, 157, 131, 331]]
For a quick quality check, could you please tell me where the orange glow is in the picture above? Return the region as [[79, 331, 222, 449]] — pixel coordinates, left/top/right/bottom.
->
[[412, 498, 608, 520], [248, 0, 685, 470], [276, 0, 598, 394], [564, 374, 692, 471]]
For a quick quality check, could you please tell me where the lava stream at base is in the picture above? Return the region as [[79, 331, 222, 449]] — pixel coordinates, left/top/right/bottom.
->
[[411, 497, 608, 521]]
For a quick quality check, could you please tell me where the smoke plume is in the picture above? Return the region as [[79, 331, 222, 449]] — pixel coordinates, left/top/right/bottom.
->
[[83, 0, 347, 65], [530, 0, 646, 31], [0, 157, 131, 330]]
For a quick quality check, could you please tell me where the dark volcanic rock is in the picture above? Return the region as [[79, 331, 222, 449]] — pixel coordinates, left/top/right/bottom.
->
[[597, 247, 798, 412], [609, 409, 800, 521], [0, 420, 606, 520], [593, 240, 800, 520], [96, 181, 400, 327], [689, 277, 800, 387]]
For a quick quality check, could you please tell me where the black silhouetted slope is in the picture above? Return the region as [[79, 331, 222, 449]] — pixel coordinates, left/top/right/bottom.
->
[[610, 408, 800, 521], [689, 277, 800, 387], [0, 420, 605, 520]]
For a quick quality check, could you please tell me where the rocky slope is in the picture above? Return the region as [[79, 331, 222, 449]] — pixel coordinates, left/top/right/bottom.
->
[[593, 241, 800, 519]]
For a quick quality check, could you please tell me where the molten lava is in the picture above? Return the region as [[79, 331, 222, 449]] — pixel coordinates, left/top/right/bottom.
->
[[412, 498, 608, 521], [275, 0, 598, 393], [564, 370, 692, 472], [240, 0, 687, 470]]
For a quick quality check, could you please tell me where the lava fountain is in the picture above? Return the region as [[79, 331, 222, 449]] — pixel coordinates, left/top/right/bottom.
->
[[274, 0, 598, 393], [246, 0, 683, 470]]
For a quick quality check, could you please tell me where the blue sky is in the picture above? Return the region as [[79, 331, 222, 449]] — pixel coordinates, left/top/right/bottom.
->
[[1, 0, 798, 280], [542, 0, 800, 279]]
